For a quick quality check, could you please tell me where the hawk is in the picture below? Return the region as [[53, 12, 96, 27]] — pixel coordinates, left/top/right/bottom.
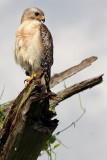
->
[[14, 7, 53, 91]]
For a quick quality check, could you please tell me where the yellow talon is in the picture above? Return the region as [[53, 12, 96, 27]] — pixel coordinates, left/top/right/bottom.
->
[[25, 72, 37, 88], [34, 72, 37, 78]]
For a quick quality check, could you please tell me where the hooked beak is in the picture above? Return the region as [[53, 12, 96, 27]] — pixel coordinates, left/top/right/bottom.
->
[[41, 15, 45, 23]]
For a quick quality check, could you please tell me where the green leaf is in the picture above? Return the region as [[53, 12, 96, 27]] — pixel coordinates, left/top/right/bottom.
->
[[49, 136, 56, 144], [54, 144, 60, 149], [46, 150, 51, 156]]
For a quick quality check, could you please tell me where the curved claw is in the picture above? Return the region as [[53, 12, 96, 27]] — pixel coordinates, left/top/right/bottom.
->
[[24, 72, 37, 88], [24, 79, 27, 83]]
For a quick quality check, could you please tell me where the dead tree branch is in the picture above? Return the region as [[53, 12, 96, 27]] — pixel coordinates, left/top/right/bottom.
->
[[0, 56, 103, 160], [50, 56, 97, 88], [50, 74, 103, 109], [0, 71, 58, 160], [1, 56, 98, 117]]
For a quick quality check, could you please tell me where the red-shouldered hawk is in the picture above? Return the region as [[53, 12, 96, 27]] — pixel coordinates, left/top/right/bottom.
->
[[14, 7, 53, 91]]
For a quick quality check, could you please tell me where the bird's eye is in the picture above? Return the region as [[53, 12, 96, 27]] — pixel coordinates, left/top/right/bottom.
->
[[35, 12, 39, 16]]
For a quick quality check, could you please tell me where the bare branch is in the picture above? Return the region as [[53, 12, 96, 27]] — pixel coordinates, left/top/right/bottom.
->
[[1, 74, 104, 117], [50, 56, 97, 88], [50, 74, 103, 108]]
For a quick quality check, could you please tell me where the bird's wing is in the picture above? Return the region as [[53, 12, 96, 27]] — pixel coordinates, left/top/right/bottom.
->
[[40, 23, 53, 73], [40, 23, 53, 91]]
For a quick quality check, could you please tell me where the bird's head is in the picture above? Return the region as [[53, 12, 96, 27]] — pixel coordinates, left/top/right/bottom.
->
[[21, 7, 45, 23]]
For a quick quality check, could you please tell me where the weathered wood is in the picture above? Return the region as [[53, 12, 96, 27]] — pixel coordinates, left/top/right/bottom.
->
[[0, 56, 104, 160], [50, 74, 103, 109], [0, 71, 58, 160], [50, 56, 97, 88]]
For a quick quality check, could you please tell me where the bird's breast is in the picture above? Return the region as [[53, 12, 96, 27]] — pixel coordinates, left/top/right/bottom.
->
[[15, 20, 44, 73]]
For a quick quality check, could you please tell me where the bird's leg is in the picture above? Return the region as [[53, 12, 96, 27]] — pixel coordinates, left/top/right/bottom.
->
[[25, 74, 34, 88], [25, 72, 37, 88]]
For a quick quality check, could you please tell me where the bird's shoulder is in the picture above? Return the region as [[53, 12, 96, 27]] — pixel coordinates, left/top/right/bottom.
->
[[40, 23, 53, 40], [40, 23, 53, 48]]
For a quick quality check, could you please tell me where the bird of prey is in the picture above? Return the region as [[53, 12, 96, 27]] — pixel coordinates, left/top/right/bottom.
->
[[14, 7, 53, 91]]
